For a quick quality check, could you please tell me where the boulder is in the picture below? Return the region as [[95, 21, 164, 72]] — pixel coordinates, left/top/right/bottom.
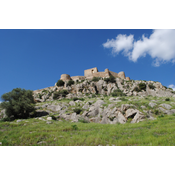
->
[[159, 103, 172, 110], [69, 101, 76, 106], [125, 109, 138, 118], [47, 117, 52, 120], [116, 111, 127, 124], [47, 104, 62, 112], [149, 102, 157, 108]]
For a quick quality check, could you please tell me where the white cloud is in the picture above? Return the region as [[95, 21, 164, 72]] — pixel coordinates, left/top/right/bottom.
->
[[103, 29, 175, 66], [168, 84, 175, 91], [103, 34, 134, 56]]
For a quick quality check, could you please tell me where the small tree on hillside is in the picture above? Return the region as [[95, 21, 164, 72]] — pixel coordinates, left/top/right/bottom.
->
[[0, 88, 35, 119], [56, 80, 65, 87]]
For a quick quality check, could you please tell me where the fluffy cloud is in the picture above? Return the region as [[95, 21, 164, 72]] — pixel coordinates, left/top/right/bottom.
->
[[103, 34, 134, 56], [168, 84, 175, 91], [103, 29, 175, 66]]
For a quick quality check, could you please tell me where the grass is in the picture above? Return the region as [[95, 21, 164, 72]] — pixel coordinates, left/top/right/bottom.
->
[[1, 114, 175, 146], [1, 95, 175, 146]]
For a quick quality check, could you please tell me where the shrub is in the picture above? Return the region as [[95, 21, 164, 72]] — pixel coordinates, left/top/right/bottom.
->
[[53, 90, 69, 99], [67, 80, 74, 86], [73, 97, 79, 101], [138, 83, 146, 91], [73, 108, 82, 114], [0, 88, 35, 119], [111, 89, 126, 97], [148, 84, 155, 90], [104, 76, 116, 83], [91, 94, 96, 98], [71, 124, 78, 130], [56, 80, 65, 87], [133, 86, 140, 92], [165, 98, 170, 101], [92, 77, 101, 82], [51, 115, 57, 120], [120, 97, 128, 101], [158, 114, 164, 118], [153, 109, 159, 115]]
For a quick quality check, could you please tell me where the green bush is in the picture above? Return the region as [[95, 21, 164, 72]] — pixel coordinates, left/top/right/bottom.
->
[[133, 86, 140, 92], [111, 89, 126, 97], [56, 80, 65, 87], [73, 108, 82, 114], [71, 125, 78, 130], [51, 115, 57, 120], [53, 90, 69, 99], [104, 76, 116, 83], [73, 97, 79, 101], [67, 80, 74, 86], [138, 83, 146, 91], [148, 84, 155, 90], [0, 88, 35, 119], [92, 77, 101, 82], [165, 98, 170, 101], [120, 97, 128, 101], [91, 94, 96, 98], [158, 114, 164, 118], [153, 109, 159, 115]]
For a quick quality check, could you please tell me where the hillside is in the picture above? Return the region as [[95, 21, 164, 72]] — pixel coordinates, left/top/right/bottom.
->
[[1, 76, 175, 146]]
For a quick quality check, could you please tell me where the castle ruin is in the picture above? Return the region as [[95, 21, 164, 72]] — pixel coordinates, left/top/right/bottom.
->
[[60, 67, 130, 81]]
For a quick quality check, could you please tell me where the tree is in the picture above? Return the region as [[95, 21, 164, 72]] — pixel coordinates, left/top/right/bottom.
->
[[0, 88, 35, 119], [56, 80, 65, 87]]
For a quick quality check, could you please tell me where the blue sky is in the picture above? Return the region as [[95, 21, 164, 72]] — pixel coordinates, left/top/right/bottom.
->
[[0, 29, 175, 101]]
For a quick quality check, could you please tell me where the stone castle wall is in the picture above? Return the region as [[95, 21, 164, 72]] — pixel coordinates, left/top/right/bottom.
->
[[59, 67, 130, 81]]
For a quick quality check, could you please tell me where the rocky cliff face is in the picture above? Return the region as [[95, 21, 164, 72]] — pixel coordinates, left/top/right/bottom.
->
[[33, 78, 175, 102]]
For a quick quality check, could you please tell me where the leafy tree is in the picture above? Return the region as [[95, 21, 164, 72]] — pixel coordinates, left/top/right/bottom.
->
[[0, 88, 35, 119], [56, 80, 65, 87], [53, 90, 69, 99], [138, 83, 146, 91], [67, 80, 74, 86]]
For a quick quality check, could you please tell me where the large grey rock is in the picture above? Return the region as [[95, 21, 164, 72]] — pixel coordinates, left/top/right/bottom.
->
[[93, 100, 105, 107], [0, 109, 6, 118], [101, 115, 110, 124], [149, 102, 157, 108], [159, 103, 172, 110], [120, 104, 131, 111], [82, 104, 89, 110], [116, 111, 127, 124], [125, 109, 138, 118], [47, 117, 52, 120], [131, 112, 146, 123], [70, 113, 79, 122], [69, 101, 76, 106], [47, 105, 62, 112]]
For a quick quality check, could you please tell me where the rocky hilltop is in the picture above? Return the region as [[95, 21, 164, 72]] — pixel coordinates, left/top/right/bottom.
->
[[30, 69, 175, 125]]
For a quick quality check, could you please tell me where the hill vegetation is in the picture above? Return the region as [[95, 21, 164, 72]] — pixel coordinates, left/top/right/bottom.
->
[[0, 76, 175, 146]]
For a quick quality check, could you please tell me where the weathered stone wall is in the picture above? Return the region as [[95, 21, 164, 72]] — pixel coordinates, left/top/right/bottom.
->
[[109, 70, 118, 78], [71, 76, 85, 81], [118, 71, 126, 79], [92, 72, 110, 78], [60, 74, 72, 81], [84, 67, 98, 77]]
